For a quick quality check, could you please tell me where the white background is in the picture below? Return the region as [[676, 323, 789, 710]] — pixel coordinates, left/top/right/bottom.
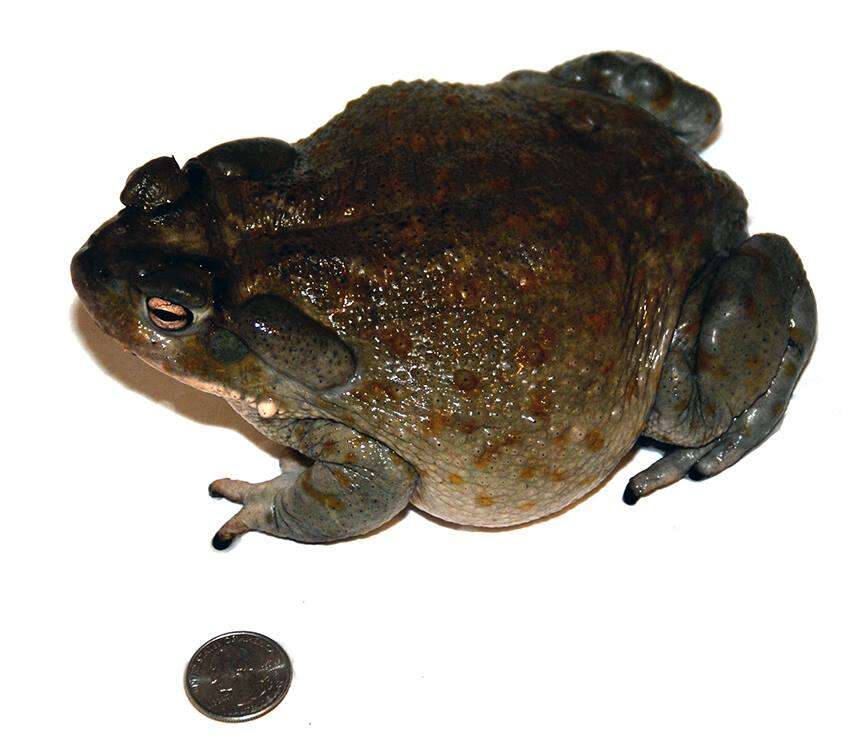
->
[[3, 2, 861, 737]]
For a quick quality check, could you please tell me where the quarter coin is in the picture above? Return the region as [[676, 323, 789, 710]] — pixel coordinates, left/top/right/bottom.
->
[[184, 631, 292, 722]]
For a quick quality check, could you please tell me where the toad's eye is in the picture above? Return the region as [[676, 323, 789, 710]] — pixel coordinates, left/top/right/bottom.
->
[[146, 296, 192, 331]]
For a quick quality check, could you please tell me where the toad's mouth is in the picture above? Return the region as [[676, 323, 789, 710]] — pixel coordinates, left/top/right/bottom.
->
[[134, 349, 309, 421]]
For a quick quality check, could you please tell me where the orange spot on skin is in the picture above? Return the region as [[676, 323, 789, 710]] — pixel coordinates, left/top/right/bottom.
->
[[577, 475, 597, 487], [332, 468, 352, 488], [302, 479, 344, 510], [475, 433, 523, 468], [504, 212, 532, 237], [448, 473, 465, 485], [584, 428, 605, 452], [697, 353, 730, 378], [426, 408, 450, 436], [528, 389, 552, 418], [453, 368, 480, 396], [552, 427, 571, 446], [409, 133, 427, 152], [584, 312, 611, 332], [455, 418, 479, 435], [546, 467, 569, 482], [475, 493, 494, 507], [518, 501, 536, 511], [432, 186, 449, 204], [353, 379, 401, 402], [343, 452, 357, 465], [380, 328, 413, 358], [519, 466, 536, 480]]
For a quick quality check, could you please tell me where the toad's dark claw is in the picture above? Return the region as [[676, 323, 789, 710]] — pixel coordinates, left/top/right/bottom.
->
[[208, 483, 223, 499], [211, 533, 234, 550], [622, 484, 641, 506]]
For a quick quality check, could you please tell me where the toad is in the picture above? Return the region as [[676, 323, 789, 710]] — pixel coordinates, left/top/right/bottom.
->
[[71, 52, 816, 547]]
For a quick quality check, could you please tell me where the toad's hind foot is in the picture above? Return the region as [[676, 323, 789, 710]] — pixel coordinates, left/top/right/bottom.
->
[[627, 233, 816, 504], [549, 51, 721, 150]]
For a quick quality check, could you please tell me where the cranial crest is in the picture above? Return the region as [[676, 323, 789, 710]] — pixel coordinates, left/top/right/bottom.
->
[[188, 137, 298, 180], [120, 156, 189, 211]]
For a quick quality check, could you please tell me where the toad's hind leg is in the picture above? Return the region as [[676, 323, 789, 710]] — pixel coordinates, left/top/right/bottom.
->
[[625, 233, 816, 504], [208, 420, 418, 547], [549, 51, 721, 150]]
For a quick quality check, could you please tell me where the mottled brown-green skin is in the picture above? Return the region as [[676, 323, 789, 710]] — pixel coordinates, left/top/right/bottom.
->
[[195, 76, 745, 526], [78, 51, 798, 537]]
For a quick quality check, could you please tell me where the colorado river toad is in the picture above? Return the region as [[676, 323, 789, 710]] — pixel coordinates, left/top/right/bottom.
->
[[71, 52, 816, 547]]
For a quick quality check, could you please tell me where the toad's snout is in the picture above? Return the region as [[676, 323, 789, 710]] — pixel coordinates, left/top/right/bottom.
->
[[70, 241, 97, 298], [70, 241, 112, 316], [71, 236, 123, 307], [71, 238, 123, 331]]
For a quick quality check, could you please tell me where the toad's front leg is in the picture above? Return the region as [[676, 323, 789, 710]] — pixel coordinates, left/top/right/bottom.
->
[[208, 420, 418, 547]]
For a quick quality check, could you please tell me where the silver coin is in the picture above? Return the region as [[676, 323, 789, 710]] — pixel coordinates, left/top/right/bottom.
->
[[184, 631, 292, 722]]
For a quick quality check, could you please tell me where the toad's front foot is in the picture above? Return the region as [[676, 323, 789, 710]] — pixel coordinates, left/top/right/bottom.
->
[[208, 420, 418, 547], [209, 474, 295, 549]]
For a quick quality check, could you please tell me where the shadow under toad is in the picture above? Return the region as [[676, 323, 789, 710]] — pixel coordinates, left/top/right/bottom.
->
[[71, 300, 281, 457]]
